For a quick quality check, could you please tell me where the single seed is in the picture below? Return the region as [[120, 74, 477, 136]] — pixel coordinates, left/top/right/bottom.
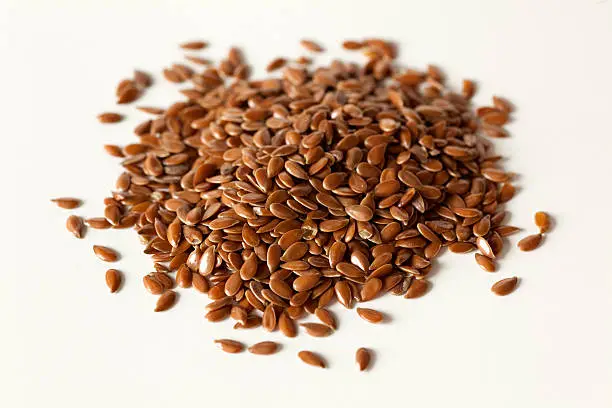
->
[[214, 339, 245, 353], [66, 215, 84, 238], [51, 197, 81, 209], [356, 308, 385, 323], [93, 245, 118, 262], [355, 347, 372, 371], [315, 308, 337, 329], [155, 290, 177, 312], [534, 211, 551, 233], [491, 277, 519, 296], [180, 40, 207, 50], [300, 322, 333, 337], [298, 351, 326, 368], [248, 341, 279, 355], [105, 269, 121, 293], [517, 233, 543, 251], [475, 253, 496, 272], [97, 112, 123, 123]]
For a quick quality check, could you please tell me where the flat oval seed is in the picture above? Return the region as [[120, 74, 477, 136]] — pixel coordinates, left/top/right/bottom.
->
[[105, 269, 121, 293], [300, 322, 333, 337], [475, 253, 496, 272], [66, 215, 84, 238], [298, 351, 326, 368], [155, 290, 177, 312], [356, 307, 385, 323], [534, 212, 551, 233], [93, 245, 119, 262], [355, 347, 372, 371], [404, 279, 429, 298], [491, 277, 519, 296], [345, 205, 374, 221], [517, 234, 543, 251], [214, 339, 245, 353], [248, 341, 279, 355]]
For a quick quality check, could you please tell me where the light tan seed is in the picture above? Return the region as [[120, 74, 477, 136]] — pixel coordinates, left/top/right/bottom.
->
[[214, 339, 245, 353], [491, 277, 519, 296], [97, 112, 123, 123], [51, 197, 82, 209], [356, 308, 385, 324], [517, 233, 543, 251], [105, 269, 121, 293], [248, 341, 279, 355], [475, 253, 496, 272], [155, 290, 177, 312], [298, 351, 326, 368], [66, 215, 84, 238], [534, 212, 551, 233], [355, 348, 372, 371], [93, 245, 118, 262]]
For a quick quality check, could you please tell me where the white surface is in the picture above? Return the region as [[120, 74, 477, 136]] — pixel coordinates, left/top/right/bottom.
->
[[2, 0, 612, 407]]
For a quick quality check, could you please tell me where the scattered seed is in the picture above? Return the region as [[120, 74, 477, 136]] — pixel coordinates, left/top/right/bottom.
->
[[93, 245, 118, 262], [180, 40, 207, 50], [491, 277, 519, 296], [355, 347, 372, 371], [517, 234, 543, 251], [214, 339, 244, 353], [51, 197, 81, 209], [534, 211, 551, 233], [356, 308, 385, 323], [300, 39, 324, 53], [248, 341, 279, 355], [298, 351, 326, 368], [155, 290, 177, 311], [105, 269, 122, 293], [97, 112, 123, 123], [66, 215, 84, 238], [300, 322, 333, 337]]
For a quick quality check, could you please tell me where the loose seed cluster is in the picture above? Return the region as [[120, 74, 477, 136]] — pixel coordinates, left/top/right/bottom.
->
[[53, 38, 552, 370]]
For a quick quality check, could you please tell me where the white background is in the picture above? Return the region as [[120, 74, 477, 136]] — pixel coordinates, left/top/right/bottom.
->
[[2, 0, 611, 407]]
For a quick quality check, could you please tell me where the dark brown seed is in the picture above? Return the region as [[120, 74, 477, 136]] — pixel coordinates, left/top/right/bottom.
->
[[51, 197, 82, 209], [248, 341, 279, 355], [97, 112, 123, 123], [298, 351, 326, 368], [300, 322, 332, 337], [491, 277, 519, 296], [517, 234, 543, 251], [93, 245, 118, 262], [105, 269, 121, 293], [356, 308, 384, 324], [66, 215, 84, 238], [534, 212, 551, 233], [214, 339, 244, 353], [155, 290, 177, 312], [355, 348, 372, 371]]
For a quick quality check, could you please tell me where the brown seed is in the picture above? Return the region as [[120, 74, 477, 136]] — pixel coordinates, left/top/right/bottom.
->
[[180, 40, 207, 50], [491, 277, 519, 296], [143, 275, 164, 295], [214, 339, 244, 353], [300, 39, 324, 53], [262, 304, 277, 332], [176, 264, 192, 288], [345, 205, 374, 222], [361, 278, 382, 301], [134, 70, 152, 88], [315, 308, 337, 329], [192, 273, 209, 293], [517, 233, 543, 251], [279, 312, 297, 337], [405, 279, 429, 298], [105, 269, 121, 293], [117, 86, 139, 104], [66, 215, 84, 238], [355, 348, 372, 371], [298, 351, 326, 368], [475, 253, 496, 272], [97, 112, 123, 123], [300, 322, 333, 337], [93, 245, 118, 262], [155, 290, 177, 312], [248, 341, 279, 355], [356, 308, 385, 324], [51, 197, 81, 209], [266, 57, 287, 72], [534, 211, 551, 233]]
